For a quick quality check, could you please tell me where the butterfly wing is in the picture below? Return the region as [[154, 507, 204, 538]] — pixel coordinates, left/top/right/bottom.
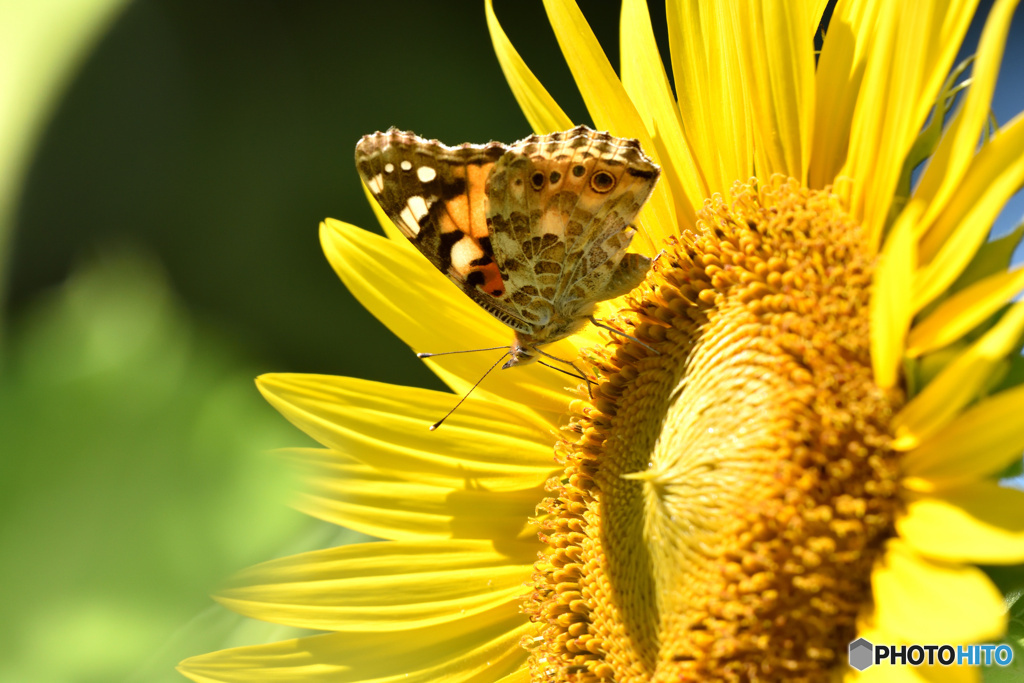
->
[[355, 129, 534, 334], [485, 126, 660, 330]]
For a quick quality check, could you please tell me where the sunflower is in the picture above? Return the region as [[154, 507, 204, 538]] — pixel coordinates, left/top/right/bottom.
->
[[179, 0, 1024, 681]]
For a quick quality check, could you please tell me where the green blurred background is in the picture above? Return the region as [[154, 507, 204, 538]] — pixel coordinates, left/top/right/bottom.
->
[[1, 1, 1021, 682]]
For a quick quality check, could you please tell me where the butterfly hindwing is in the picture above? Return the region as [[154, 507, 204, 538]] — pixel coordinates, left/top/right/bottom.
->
[[484, 126, 660, 324]]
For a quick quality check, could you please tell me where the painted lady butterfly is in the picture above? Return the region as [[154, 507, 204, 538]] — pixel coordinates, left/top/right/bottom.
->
[[355, 126, 660, 375]]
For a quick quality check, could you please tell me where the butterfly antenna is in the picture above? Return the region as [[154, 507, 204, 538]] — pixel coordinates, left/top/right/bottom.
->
[[429, 352, 510, 431], [417, 346, 508, 359], [588, 316, 661, 355]]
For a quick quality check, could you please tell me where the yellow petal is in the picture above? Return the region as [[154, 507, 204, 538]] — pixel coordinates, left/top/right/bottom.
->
[[541, 0, 677, 248], [361, 180, 407, 243], [620, 0, 702, 224], [283, 448, 543, 543], [898, 483, 1024, 564], [843, 1, 918, 237], [914, 0, 1020, 233], [844, 1, 976, 247], [893, 302, 1024, 449], [807, 0, 829, 27], [666, 0, 754, 194], [495, 670, 530, 683], [871, 203, 918, 388], [914, 112, 1024, 310], [907, 266, 1024, 357], [909, 667, 980, 683], [257, 373, 556, 492], [736, 0, 815, 182], [872, 540, 1006, 644], [809, 0, 881, 188], [911, 0, 978, 141], [907, 667, 980, 683], [484, 0, 573, 135], [217, 539, 533, 631], [895, 62, 971, 214], [178, 615, 532, 683], [320, 219, 579, 413], [902, 384, 1024, 486]]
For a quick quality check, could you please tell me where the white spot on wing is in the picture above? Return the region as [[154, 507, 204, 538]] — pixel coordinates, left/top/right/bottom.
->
[[366, 174, 383, 193], [450, 235, 484, 274], [400, 160, 413, 171], [384, 163, 395, 174], [399, 206, 420, 235], [407, 195, 429, 221], [417, 166, 437, 183]]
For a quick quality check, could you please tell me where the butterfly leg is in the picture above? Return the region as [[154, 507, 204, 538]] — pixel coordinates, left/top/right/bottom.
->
[[537, 361, 597, 398], [588, 316, 661, 355], [534, 348, 596, 398]]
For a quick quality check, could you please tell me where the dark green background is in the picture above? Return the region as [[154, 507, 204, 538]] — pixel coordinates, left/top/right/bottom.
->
[[8, 1, 622, 390]]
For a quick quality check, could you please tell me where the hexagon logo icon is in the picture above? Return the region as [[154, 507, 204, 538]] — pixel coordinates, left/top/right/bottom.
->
[[849, 638, 874, 671]]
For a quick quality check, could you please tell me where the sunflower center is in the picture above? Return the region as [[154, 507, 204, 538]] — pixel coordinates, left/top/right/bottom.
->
[[525, 178, 905, 682]]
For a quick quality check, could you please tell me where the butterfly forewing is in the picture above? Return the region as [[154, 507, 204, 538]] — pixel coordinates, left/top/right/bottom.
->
[[355, 129, 509, 302]]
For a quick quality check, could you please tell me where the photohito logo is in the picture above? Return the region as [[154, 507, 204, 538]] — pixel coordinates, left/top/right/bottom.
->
[[848, 638, 1014, 670]]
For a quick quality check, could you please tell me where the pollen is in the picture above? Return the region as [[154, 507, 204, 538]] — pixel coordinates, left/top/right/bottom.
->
[[525, 178, 905, 682]]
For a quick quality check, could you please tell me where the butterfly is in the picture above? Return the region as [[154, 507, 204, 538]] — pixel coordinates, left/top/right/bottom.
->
[[355, 126, 661, 376]]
